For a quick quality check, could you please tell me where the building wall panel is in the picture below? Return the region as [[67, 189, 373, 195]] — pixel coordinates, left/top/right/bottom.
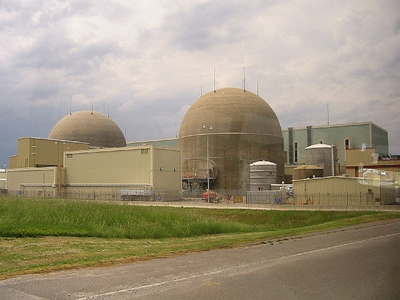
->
[[283, 123, 389, 175], [371, 124, 389, 154], [64, 148, 152, 185], [153, 147, 181, 191], [293, 176, 395, 205], [6, 167, 58, 197]]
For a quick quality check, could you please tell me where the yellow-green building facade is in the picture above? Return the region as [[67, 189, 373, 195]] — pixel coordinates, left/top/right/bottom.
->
[[283, 122, 389, 174]]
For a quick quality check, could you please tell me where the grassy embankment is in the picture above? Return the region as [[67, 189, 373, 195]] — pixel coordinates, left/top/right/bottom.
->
[[0, 196, 398, 279]]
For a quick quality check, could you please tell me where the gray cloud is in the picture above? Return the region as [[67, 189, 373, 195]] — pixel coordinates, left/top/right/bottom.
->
[[0, 0, 399, 168]]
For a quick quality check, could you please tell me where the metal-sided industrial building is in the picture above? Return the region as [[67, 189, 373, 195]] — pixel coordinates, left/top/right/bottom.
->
[[292, 176, 396, 206], [345, 148, 400, 177], [7, 145, 182, 201], [9, 137, 90, 168], [282, 122, 389, 174]]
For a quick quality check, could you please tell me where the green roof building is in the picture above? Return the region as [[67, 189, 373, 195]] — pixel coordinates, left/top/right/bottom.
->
[[282, 122, 389, 173]]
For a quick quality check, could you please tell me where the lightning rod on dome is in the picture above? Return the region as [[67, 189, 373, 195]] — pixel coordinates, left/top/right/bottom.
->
[[200, 74, 203, 97], [243, 67, 246, 92], [327, 104, 330, 125], [69, 96, 72, 115], [256, 68, 259, 96], [213, 67, 216, 93]]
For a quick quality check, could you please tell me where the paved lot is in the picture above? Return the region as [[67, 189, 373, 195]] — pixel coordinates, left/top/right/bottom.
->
[[126, 199, 400, 211], [1, 219, 399, 300]]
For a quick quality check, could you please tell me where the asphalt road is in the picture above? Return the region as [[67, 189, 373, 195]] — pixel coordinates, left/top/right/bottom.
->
[[1, 219, 399, 300]]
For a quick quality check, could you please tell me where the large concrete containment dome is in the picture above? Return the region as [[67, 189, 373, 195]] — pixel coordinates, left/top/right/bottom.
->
[[249, 161, 277, 191], [48, 111, 126, 148], [305, 143, 336, 176], [178, 87, 284, 192]]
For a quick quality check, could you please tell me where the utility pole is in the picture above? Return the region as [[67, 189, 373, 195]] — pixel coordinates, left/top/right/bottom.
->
[[202, 125, 213, 202]]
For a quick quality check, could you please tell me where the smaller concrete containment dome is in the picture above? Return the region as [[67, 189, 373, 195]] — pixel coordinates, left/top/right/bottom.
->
[[48, 111, 126, 148]]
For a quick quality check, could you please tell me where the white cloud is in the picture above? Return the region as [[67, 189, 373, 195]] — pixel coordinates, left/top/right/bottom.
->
[[0, 0, 399, 166]]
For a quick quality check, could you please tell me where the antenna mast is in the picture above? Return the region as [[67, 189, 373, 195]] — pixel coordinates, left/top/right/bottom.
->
[[327, 104, 330, 125], [200, 74, 203, 97], [213, 67, 216, 92], [256, 68, 259, 95], [243, 67, 246, 91]]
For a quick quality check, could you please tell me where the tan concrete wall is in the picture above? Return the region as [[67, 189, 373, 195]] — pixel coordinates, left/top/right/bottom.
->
[[179, 133, 284, 192], [292, 166, 324, 180], [346, 148, 377, 166], [64, 146, 181, 192], [152, 147, 182, 191], [16, 138, 31, 168], [8, 155, 17, 169], [345, 148, 400, 176], [64, 147, 152, 186], [6, 167, 58, 197], [6, 146, 182, 200], [9, 138, 89, 169]]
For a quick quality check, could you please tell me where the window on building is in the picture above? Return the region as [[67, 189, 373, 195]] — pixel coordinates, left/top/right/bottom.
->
[[294, 142, 298, 163], [141, 148, 149, 154], [345, 138, 350, 150]]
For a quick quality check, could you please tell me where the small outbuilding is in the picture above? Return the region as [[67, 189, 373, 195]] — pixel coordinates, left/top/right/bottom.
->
[[293, 176, 396, 206], [292, 165, 323, 180]]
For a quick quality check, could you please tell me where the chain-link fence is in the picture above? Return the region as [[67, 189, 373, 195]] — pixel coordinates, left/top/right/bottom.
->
[[6, 189, 182, 202], [182, 189, 247, 203], [293, 190, 397, 206], [246, 190, 291, 204], [5, 188, 399, 210]]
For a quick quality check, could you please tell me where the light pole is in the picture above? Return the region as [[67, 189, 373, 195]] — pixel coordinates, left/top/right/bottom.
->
[[55, 141, 65, 198], [202, 125, 213, 202], [55, 141, 60, 197], [331, 145, 335, 176]]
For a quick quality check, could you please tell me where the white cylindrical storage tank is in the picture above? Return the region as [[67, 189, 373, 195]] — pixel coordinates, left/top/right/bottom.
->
[[305, 144, 336, 177], [249, 161, 277, 191]]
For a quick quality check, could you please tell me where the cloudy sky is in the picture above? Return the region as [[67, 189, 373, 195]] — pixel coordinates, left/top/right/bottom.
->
[[1, 0, 399, 167]]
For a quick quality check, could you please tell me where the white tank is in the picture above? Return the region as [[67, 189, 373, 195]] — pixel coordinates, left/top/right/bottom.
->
[[249, 161, 277, 191], [305, 144, 336, 176]]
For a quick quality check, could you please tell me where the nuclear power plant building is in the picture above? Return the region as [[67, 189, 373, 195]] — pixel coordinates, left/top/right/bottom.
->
[[178, 87, 284, 193], [48, 110, 127, 148], [5, 87, 398, 204]]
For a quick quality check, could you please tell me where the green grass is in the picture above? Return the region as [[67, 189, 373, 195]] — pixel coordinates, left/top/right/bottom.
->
[[0, 196, 398, 279], [0, 197, 262, 238]]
